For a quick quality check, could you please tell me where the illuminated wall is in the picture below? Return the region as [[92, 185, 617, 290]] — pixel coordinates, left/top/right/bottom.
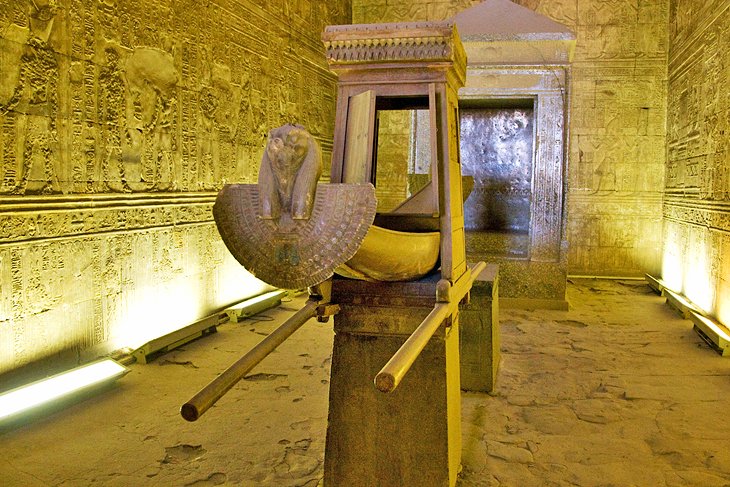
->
[[353, 0, 669, 278], [664, 0, 730, 323], [0, 0, 350, 377]]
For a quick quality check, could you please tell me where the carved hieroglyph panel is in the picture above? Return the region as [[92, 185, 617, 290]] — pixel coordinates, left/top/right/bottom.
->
[[667, 0, 730, 200], [0, 0, 351, 375], [524, 0, 667, 277], [563, 0, 668, 277], [0, 218, 271, 375], [663, 0, 730, 322], [0, 0, 350, 194], [374, 110, 412, 212], [353, 0, 479, 23], [569, 193, 663, 276]]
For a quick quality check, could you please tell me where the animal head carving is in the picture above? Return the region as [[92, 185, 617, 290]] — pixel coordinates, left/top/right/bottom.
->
[[258, 124, 322, 221]]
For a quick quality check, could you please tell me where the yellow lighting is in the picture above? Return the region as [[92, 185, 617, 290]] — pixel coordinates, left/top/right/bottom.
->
[[681, 231, 713, 313], [661, 249, 683, 293], [718, 292, 730, 331], [660, 222, 685, 292], [111, 257, 272, 351], [239, 290, 285, 308], [0, 359, 128, 422], [226, 290, 287, 322], [665, 288, 691, 309], [659, 224, 715, 315], [691, 312, 730, 343]]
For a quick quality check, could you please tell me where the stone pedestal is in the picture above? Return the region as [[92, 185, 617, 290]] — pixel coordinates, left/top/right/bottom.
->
[[325, 276, 461, 487], [459, 264, 499, 393]]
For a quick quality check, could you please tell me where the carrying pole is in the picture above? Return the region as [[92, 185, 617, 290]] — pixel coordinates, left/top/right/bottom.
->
[[374, 261, 487, 393], [181, 298, 320, 421]]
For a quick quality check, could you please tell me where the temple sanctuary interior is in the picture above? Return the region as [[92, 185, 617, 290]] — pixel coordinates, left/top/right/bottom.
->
[[1, 0, 730, 486]]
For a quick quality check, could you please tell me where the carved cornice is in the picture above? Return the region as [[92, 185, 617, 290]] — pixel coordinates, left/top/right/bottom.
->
[[0, 192, 217, 212], [322, 21, 466, 73], [0, 193, 217, 245], [663, 197, 730, 234], [568, 192, 664, 218], [568, 192, 664, 204]]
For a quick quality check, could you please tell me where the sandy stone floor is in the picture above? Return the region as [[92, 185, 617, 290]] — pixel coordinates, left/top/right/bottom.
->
[[1, 279, 729, 486]]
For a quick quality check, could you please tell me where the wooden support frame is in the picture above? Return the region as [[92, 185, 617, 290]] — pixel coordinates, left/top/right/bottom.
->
[[323, 21, 468, 284]]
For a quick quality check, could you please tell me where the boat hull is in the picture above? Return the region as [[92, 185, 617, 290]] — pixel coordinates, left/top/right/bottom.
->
[[336, 225, 440, 281]]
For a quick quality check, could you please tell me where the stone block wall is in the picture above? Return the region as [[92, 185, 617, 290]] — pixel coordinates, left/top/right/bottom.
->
[[0, 0, 350, 377], [353, 0, 669, 278], [664, 0, 730, 323]]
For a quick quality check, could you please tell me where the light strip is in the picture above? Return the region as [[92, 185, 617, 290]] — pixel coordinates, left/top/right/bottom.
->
[[644, 274, 666, 294], [0, 359, 128, 422], [226, 290, 287, 322], [664, 288, 696, 319], [691, 312, 730, 343], [237, 290, 286, 308], [690, 311, 730, 356]]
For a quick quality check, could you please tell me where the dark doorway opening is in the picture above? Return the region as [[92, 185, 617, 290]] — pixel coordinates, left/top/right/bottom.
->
[[459, 99, 535, 258]]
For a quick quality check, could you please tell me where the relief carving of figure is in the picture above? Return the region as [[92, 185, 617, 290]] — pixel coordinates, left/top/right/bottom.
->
[[99, 46, 126, 192], [0, 0, 60, 194], [198, 86, 218, 189], [233, 63, 266, 182], [124, 47, 178, 192]]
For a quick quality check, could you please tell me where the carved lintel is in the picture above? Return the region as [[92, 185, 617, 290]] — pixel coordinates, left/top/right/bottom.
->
[[322, 21, 466, 82]]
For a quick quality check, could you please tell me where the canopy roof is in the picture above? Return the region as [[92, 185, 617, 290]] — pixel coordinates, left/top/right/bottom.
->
[[452, 0, 575, 41]]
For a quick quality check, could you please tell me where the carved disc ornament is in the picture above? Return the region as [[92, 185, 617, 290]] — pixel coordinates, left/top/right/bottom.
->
[[213, 125, 376, 289]]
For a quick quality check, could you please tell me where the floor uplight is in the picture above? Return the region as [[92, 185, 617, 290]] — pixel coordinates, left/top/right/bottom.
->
[[0, 359, 128, 423]]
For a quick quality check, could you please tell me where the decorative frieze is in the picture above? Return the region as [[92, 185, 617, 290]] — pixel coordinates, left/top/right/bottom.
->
[[663, 199, 730, 234], [0, 194, 216, 245], [322, 21, 466, 75]]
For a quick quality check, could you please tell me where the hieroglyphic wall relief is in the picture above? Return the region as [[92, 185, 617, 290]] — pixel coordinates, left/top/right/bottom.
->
[[353, 0, 478, 24], [664, 0, 730, 322], [0, 0, 350, 376], [1, 0, 349, 195], [353, 0, 668, 277], [374, 110, 411, 212], [0, 1, 61, 195], [547, 0, 668, 277]]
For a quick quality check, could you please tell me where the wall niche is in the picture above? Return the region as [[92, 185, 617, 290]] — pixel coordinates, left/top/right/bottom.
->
[[454, 0, 575, 308], [460, 99, 534, 259]]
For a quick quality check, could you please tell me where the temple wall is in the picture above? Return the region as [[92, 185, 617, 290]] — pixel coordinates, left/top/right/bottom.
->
[[663, 0, 730, 323], [353, 0, 669, 278], [565, 0, 668, 277], [0, 0, 350, 377]]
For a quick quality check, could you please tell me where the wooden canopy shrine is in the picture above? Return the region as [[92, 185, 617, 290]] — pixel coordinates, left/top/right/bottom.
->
[[323, 21, 469, 285]]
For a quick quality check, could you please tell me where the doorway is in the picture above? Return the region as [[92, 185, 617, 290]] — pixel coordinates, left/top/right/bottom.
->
[[459, 101, 535, 258]]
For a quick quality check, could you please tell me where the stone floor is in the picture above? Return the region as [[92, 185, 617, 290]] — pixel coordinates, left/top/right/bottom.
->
[[1, 279, 729, 486]]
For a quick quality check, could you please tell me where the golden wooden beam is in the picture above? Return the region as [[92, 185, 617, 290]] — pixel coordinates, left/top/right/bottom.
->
[[374, 261, 487, 393], [181, 298, 337, 421]]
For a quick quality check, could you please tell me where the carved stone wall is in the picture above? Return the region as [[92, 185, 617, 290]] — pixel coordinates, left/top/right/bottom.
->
[[565, 0, 668, 277], [664, 0, 730, 324], [0, 1, 350, 377], [353, 0, 669, 278]]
